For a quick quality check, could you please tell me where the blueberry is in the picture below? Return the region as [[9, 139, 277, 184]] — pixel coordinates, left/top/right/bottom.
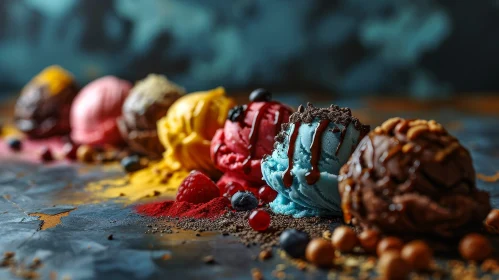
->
[[121, 155, 143, 173], [227, 105, 246, 122], [231, 191, 258, 211], [249, 88, 272, 102], [7, 138, 22, 151], [279, 229, 310, 258]]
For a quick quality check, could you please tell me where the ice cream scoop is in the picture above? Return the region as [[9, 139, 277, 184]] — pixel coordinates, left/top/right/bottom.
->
[[261, 103, 370, 218], [14, 65, 78, 138], [77, 87, 235, 202], [338, 118, 491, 237], [70, 76, 132, 146], [211, 89, 293, 191], [118, 74, 185, 158], [157, 86, 235, 178]]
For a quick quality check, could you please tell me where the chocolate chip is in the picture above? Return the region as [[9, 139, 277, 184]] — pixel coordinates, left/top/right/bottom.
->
[[40, 147, 54, 162], [203, 255, 215, 264]]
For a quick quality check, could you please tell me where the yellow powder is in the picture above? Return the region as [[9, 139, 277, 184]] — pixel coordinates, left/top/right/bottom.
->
[[29, 209, 75, 230], [97, 161, 188, 202], [1, 124, 24, 138], [54, 161, 188, 205]]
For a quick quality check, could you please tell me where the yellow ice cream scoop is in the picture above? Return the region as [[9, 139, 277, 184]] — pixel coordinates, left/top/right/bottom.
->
[[158, 86, 235, 177]]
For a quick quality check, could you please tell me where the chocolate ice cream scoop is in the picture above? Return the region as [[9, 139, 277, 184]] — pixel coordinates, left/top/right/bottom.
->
[[118, 74, 185, 159], [14, 65, 78, 138], [338, 118, 491, 238]]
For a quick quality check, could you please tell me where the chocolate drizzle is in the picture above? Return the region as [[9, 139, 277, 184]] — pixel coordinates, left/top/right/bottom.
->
[[335, 126, 347, 156], [212, 142, 222, 162], [276, 103, 370, 188], [242, 102, 281, 174], [305, 120, 330, 185], [283, 122, 301, 187]]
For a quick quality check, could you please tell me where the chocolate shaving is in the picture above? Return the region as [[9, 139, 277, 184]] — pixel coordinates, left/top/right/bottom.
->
[[275, 103, 369, 145]]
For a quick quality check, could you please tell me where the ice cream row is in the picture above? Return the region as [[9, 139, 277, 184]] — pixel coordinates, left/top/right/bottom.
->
[[13, 66, 184, 158], [8, 65, 492, 239]]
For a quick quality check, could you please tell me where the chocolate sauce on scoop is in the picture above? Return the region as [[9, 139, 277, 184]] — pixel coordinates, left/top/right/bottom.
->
[[279, 103, 370, 188]]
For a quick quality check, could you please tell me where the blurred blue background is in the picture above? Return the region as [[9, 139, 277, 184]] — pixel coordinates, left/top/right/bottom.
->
[[0, 0, 497, 98]]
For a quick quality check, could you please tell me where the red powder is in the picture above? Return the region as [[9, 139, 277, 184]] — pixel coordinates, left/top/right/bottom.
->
[[136, 197, 230, 219]]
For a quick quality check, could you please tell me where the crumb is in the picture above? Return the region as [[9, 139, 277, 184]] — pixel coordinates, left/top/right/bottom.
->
[[259, 250, 272, 261], [275, 264, 287, 271], [481, 259, 499, 273], [272, 270, 286, 279], [28, 258, 42, 269], [150, 206, 338, 250], [296, 262, 307, 271], [203, 255, 215, 264], [251, 268, 263, 280]]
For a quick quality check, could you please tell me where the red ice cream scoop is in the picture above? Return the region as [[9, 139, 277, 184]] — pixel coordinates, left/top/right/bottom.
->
[[210, 89, 293, 193], [70, 76, 132, 146]]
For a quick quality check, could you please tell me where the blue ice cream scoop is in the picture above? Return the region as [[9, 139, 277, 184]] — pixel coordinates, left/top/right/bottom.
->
[[261, 103, 369, 218]]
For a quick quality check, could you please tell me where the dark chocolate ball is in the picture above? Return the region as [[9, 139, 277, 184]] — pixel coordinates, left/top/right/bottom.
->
[[339, 118, 491, 238], [249, 88, 272, 102]]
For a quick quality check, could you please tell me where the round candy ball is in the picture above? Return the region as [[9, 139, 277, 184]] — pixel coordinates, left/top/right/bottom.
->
[[305, 238, 335, 267]]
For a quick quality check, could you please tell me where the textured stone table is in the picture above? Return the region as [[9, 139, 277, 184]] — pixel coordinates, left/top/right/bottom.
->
[[0, 93, 498, 279]]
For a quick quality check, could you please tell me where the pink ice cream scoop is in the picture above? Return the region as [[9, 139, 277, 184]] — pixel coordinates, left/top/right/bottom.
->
[[210, 89, 293, 192], [70, 76, 132, 146]]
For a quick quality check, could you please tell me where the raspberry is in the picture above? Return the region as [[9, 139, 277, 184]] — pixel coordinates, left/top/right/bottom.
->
[[176, 171, 220, 204]]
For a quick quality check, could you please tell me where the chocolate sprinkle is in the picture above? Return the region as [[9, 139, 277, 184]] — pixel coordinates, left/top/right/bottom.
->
[[145, 207, 340, 250], [275, 103, 370, 146]]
